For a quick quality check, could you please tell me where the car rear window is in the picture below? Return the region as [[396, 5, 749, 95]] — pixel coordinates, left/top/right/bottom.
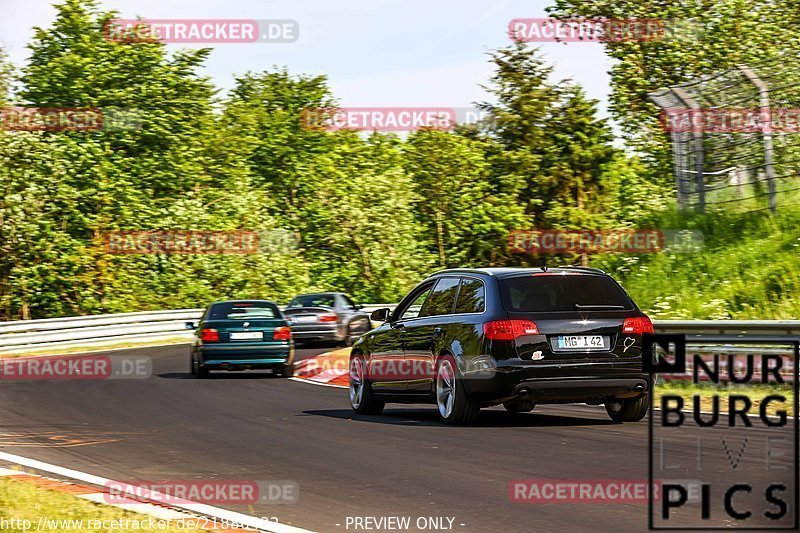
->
[[288, 295, 336, 308], [209, 301, 279, 320], [500, 274, 633, 312], [455, 278, 485, 314]]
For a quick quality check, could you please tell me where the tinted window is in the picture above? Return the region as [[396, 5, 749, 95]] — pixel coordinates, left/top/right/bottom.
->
[[500, 275, 633, 312], [398, 286, 433, 321], [209, 301, 279, 320], [455, 277, 485, 314], [288, 294, 336, 308], [419, 277, 460, 317]]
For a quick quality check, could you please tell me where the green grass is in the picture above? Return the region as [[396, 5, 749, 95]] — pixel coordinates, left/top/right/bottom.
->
[[591, 200, 800, 319], [0, 476, 197, 532]]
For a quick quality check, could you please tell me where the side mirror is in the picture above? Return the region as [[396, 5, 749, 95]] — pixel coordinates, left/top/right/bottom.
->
[[355, 304, 364, 310], [185, 321, 197, 330], [369, 308, 391, 322]]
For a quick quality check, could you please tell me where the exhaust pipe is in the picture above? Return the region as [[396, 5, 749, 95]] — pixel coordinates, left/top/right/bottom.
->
[[633, 383, 645, 393]]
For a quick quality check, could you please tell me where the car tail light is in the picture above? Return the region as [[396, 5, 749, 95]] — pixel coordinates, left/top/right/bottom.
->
[[201, 328, 219, 342], [318, 313, 338, 323], [483, 320, 539, 340], [622, 316, 654, 334], [273, 326, 292, 341]]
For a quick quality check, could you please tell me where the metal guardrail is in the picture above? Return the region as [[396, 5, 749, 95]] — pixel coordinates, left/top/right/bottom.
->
[[653, 320, 800, 336], [0, 305, 394, 353], [0, 308, 798, 354]]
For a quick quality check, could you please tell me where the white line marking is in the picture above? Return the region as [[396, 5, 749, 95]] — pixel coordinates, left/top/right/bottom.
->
[[288, 377, 346, 389], [0, 451, 315, 533]]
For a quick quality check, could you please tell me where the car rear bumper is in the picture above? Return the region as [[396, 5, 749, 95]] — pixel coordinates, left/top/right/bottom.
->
[[509, 376, 649, 402], [195, 344, 292, 369], [461, 358, 650, 405]]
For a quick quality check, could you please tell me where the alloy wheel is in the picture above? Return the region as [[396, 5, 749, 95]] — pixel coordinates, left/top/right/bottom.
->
[[436, 359, 456, 419], [349, 357, 365, 409]]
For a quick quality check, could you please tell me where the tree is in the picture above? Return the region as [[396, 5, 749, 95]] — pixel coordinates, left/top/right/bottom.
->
[[477, 42, 560, 219], [547, 0, 800, 174], [537, 86, 616, 227], [301, 132, 432, 302], [404, 129, 526, 267], [220, 69, 337, 229]]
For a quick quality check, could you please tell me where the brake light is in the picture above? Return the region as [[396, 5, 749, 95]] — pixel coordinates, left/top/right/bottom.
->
[[483, 320, 539, 340], [201, 328, 219, 342], [318, 313, 338, 323], [622, 316, 654, 334], [273, 326, 292, 341]]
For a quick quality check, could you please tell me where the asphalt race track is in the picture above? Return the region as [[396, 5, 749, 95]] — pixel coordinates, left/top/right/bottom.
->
[[0, 345, 795, 532]]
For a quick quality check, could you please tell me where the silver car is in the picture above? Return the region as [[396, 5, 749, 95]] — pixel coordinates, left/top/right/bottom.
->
[[283, 293, 371, 346]]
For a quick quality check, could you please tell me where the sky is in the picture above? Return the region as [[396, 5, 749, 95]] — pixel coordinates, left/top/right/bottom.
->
[[1, 0, 614, 116]]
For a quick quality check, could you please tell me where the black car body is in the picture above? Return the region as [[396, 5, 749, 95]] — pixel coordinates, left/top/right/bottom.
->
[[349, 267, 653, 424], [283, 292, 371, 346], [188, 300, 294, 378]]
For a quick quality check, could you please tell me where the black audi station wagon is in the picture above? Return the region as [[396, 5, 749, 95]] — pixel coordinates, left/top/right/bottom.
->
[[349, 267, 654, 424]]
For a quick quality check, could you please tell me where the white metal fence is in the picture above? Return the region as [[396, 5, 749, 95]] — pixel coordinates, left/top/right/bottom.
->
[[0, 306, 394, 353]]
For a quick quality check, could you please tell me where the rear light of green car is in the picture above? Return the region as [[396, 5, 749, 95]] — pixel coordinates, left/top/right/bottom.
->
[[201, 328, 220, 342], [273, 326, 292, 341]]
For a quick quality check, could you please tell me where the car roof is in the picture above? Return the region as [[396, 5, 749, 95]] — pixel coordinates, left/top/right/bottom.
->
[[429, 266, 607, 279], [292, 292, 342, 297]]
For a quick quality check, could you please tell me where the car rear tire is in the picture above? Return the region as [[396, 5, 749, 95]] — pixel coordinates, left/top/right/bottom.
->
[[191, 354, 209, 379], [342, 326, 353, 347], [349, 354, 384, 415], [503, 399, 535, 414], [605, 394, 648, 423], [436, 355, 480, 425], [276, 363, 293, 378]]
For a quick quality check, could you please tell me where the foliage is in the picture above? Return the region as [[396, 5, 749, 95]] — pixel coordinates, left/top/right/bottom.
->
[[0, 0, 797, 320]]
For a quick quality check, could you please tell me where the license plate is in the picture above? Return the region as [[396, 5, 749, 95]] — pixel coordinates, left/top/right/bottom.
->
[[230, 331, 263, 340], [556, 335, 606, 350], [293, 316, 317, 323]]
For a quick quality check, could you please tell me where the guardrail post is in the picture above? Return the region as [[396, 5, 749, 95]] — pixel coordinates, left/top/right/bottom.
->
[[671, 87, 706, 213], [739, 65, 777, 213]]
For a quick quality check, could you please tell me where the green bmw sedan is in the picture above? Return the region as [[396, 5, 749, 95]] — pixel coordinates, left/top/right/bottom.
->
[[188, 300, 294, 378]]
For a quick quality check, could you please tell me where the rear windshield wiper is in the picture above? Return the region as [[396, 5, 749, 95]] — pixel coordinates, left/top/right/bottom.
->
[[574, 304, 627, 310]]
